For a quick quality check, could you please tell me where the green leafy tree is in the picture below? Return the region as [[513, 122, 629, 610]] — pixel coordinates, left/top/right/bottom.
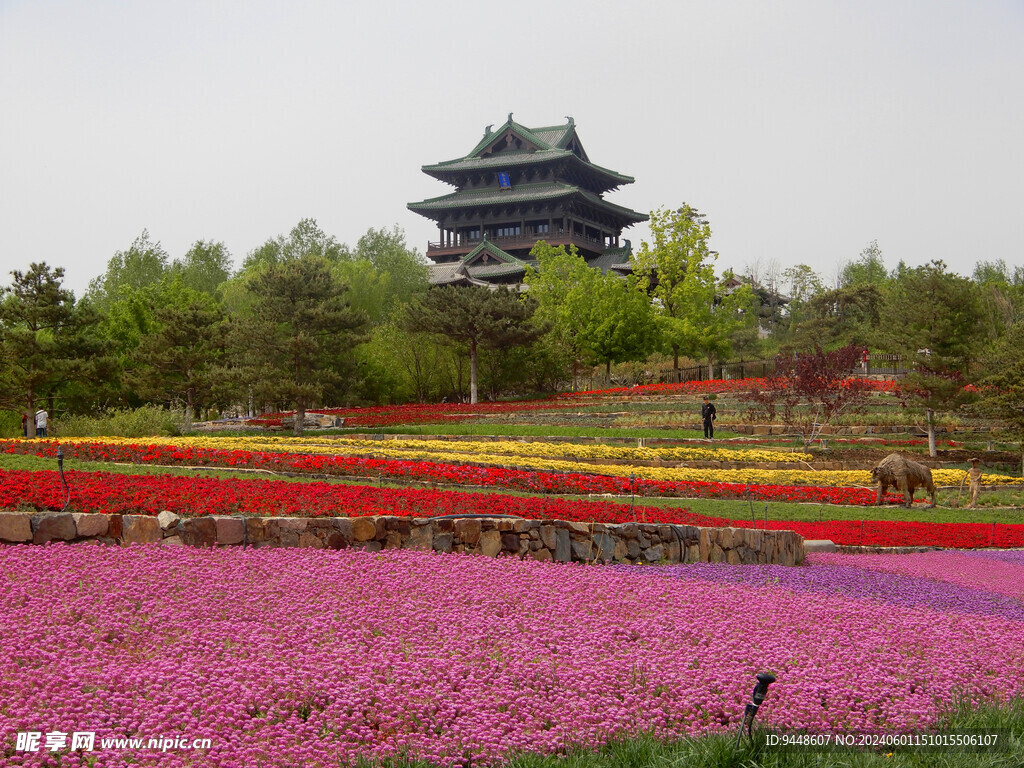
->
[[523, 243, 594, 378], [126, 292, 227, 419], [351, 226, 429, 316], [633, 205, 755, 375], [404, 286, 541, 404], [883, 261, 985, 456], [0, 263, 93, 435], [171, 240, 233, 296], [235, 254, 367, 435], [574, 273, 658, 379], [241, 218, 349, 271], [972, 259, 1024, 341], [87, 230, 169, 306], [788, 284, 883, 351], [975, 320, 1024, 473], [840, 240, 889, 288]]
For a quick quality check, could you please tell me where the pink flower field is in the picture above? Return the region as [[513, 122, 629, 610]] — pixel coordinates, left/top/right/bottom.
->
[[1, 546, 1022, 767]]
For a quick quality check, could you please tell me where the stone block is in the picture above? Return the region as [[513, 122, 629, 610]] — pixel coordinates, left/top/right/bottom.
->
[[181, 517, 217, 547], [530, 548, 553, 562], [433, 533, 453, 553], [407, 525, 433, 551], [499, 532, 520, 552], [122, 515, 161, 545], [478, 530, 501, 557], [73, 513, 108, 538], [31, 513, 76, 544], [554, 529, 571, 562], [454, 518, 481, 546], [275, 517, 309, 532], [593, 533, 616, 560], [385, 518, 411, 537], [570, 539, 592, 561], [613, 538, 628, 561], [156, 510, 180, 531], [298, 533, 323, 548], [539, 525, 557, 550], [246, 517, 267, 543], [162, 535, 184, 547], [0, 513, 32, 542], [214, 516, 245, 545], [352, 517, 378, 542], [804, 540, 836, 553], [642, 544, 665, 563], [326, 532, 349, 550]]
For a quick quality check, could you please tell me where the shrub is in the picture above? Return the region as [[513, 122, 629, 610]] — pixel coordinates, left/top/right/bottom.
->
[[55, 405, 189, 438]]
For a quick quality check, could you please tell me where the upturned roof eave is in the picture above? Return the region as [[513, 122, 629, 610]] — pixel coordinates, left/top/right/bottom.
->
[[421, 151, 635, 188]]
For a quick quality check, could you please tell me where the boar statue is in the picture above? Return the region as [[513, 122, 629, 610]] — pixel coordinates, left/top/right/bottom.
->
[[871, 453, 936, 508]]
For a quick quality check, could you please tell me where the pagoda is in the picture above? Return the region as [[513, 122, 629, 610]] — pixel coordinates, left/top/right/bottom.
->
[[408, 115, 647, 287]]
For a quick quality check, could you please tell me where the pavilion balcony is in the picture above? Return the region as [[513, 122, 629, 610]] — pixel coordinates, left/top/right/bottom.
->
[[427, 230, 621, 260]]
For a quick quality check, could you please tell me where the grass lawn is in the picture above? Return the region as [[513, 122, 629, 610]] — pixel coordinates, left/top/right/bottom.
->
[[498, 699, 1024, 768]]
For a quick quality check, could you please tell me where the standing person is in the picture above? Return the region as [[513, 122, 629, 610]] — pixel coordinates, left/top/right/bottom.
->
[[35, 408, 48, 438], [701, 396, 717, 440]]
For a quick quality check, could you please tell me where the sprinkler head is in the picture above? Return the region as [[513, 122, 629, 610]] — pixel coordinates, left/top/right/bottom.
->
[[752, 672, 776, 706]]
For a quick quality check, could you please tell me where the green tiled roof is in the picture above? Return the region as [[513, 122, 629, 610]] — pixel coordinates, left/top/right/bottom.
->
[[409, 182, 578, 211], [467, 262, 527, 278], [408, 182, 647, 224], [462, 240, 531, 267], [422, 149, 634, 186], [427, 116, 639, 188]]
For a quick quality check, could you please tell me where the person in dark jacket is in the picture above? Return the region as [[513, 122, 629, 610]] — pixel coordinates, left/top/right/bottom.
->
[[701, 396, 717, 439]]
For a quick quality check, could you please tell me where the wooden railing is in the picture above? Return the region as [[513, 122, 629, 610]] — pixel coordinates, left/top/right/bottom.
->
[[427, 230, 615, 254]]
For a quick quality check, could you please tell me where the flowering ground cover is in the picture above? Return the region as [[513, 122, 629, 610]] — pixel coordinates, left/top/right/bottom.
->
[[1, 546, 1021, 767], [5, 467, 1024, 548]]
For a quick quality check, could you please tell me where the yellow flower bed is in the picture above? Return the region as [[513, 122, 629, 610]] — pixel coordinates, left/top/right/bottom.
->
[[59, 435, 810, 464], [46, 436, 1024, 487]]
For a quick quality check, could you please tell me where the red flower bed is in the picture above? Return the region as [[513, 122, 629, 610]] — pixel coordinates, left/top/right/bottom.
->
[[4, 468, 1022, 549], [0, 468, 703, 525], [8, 439, 898, 506], [243, 378, 900, 428]]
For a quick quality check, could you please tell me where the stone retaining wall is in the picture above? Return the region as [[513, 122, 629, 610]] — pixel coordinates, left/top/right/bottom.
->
[[0, 511, 805, 566]]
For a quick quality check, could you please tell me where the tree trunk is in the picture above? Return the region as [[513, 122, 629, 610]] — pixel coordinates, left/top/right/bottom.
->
[[673, 345, 680, 370], [707, 357, 714, 381], [26, 390, 36, 439], [605, 359, 612, 381], [926, 408, 937, 458], [293, 404, 305, 437], [469, 340, 478, 405]]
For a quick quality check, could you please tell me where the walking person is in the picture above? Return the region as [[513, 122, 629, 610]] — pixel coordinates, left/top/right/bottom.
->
[[701, 396, 717, 440], [35, 408, 48, 438]]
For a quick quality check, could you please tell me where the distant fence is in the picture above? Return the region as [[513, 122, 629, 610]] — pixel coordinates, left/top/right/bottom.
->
[[660, 354, 907, 385]]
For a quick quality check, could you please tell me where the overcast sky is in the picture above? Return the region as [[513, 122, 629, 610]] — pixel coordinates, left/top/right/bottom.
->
[[1, 0, 1022, 297]]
